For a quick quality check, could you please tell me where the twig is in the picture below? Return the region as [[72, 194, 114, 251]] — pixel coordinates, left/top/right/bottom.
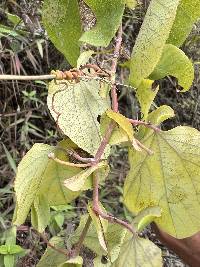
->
[[39, 232, 69, 257], [71, 216, 92, 257], [111, 24, 123, 112], [93, 121, 116, 163], [135, 139, 154, 155], [18, 226, 69, 257], [92, 172, 135, 234], [0, 74, 55, 80], [128, 119, 161, 132], [56, 146, 95, 163], [48, 152, 92, 168]]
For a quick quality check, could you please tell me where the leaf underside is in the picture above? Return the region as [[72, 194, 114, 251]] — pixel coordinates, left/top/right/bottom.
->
[[112, 233, 162, 267], [167, 0, 200, 47], [129, 0, 180, 87], [13, 141, 83, 227], [124, 126, 200, 238], [80, 0, 125, 46], [149, 44, 194, 91], [47, 79, 110, 156], [42, 0, 82, 66]]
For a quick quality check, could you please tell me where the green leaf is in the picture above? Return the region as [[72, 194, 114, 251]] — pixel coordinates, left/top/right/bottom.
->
[[13, 141, 84, 226], [47, 79, 110, 156], [31, 194, 50, 232], [64, 161, 109, 191], [80, 0, 125, 46], [42, 0, 82, 66], [88, 202, 108, 252], [105, 110, 140, 150], [77, 50, 94, 69], [36, 236, 67, 267], [13, 144, 54, 225], [6, 12, 21, 26], [2, 144, 17, 173], [71, 215, 126, 262], [149, 44, 194, 91], [4, 255, 14, 267], [106, 110, 133, 141], [100, 114, 129, 146], [4, 226, 17, 246], [129, 0, 180, 87], [58, 256, 83, 267], [138, 105, 175, 139], [133, 206, 162, 232], [70, 215, 105, 255], [112, 233, 162, 267], [124, 126, 200, 238], [136, 79, 159, 121], [0, 245, 24, 255], [167, 0, 200, 47], [147, 105, 175, 126], [125, 0, 138, 9]]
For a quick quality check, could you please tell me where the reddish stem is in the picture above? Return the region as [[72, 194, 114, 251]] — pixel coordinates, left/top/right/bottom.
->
[[92, 172, 135, 234], [128, 119, 161, 132], [93, 24, 123, 162]]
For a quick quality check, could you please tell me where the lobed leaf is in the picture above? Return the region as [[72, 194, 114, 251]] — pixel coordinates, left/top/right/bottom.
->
[[124, 126, 200, 238], [80, 0, 125, 46], [149, 44, 194, 91], [42, 0, 82, 66], [129, 0, 180, 87], [167, 0, 200, 47], [47, 79, 110, 156]]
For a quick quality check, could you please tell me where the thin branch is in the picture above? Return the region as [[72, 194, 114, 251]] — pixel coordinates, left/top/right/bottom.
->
[[135, 139, 154, 155], [94, 24, 123, 162], [0, 74, 55, 80], [92, 172, 135, 235], [18, 227, 69, 258], [72, 216, 92, 257], [128, 119, 161, 132], [56, 146, 95, 163], [40, 232, 69, 257], [48, 152, 92, 168], [94, 121, 116, 163], [111, 23, 123, 112]]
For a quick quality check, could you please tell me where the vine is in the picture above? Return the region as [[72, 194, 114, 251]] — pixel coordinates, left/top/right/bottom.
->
[[1, 0, 200, 266]]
